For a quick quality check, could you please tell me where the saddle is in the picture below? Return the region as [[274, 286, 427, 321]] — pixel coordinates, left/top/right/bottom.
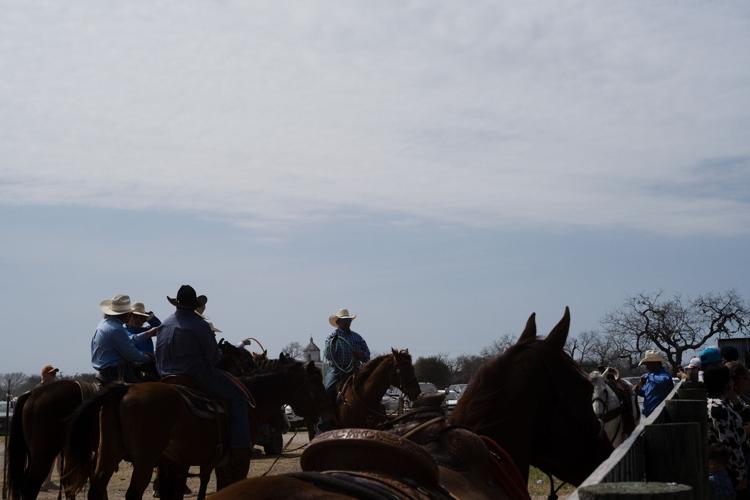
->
[[605, 378, 638, 435], [301, 408, 528, 499], [161, 376, 227, 420]]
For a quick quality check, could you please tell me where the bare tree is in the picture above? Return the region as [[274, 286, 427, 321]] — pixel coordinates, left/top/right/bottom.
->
[[602, 290, 749, 371], [2, 372, 29, 397], [565, 330, 599, 365], [480, 334, 515, 357], [281, 341, 304, 360]]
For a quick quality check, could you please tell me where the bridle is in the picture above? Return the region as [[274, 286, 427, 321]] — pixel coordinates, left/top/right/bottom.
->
[[592, 381, 623, 445]]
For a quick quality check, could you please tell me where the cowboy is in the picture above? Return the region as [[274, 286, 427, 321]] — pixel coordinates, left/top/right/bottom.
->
[[91, 294, 158, 386], [40, 364, 59, 384], [155, 285, 251, 466], [633, 350, 674, 417], [323, 308, 370, 403], [125, 302, 161, 354]]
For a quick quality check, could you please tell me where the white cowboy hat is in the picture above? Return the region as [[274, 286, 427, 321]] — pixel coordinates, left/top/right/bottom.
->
[[100, 294, 135, 315], [638, 350, 666, 366], [602, 367, 620, 380], [329, 308, 357, 328], [208, 321, 222, 333], [131, 302, 151, 318]]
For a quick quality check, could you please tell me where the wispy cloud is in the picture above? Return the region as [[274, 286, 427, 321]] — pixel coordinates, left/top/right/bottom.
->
[[1, 0, 749, 234]]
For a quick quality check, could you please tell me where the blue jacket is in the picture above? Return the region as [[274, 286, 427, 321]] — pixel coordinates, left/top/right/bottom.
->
[[91, 318, 151, 370], [636, 368, 674, 416], [155, 309, 221, 382], [126, 315, 161, 354]]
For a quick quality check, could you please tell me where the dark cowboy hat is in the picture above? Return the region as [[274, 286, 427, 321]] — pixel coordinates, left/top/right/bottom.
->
[[167, 285, 208, 310]]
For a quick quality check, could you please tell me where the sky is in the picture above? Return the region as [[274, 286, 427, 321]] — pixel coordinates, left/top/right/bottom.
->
[[1, 1, 749, 374]]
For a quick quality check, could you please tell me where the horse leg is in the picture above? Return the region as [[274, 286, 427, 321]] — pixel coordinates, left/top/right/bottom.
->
[[24, 447, 59, 499], [196, 465, 213, 500], [125, 463, 157, 500], [155, 463, 188, 500]]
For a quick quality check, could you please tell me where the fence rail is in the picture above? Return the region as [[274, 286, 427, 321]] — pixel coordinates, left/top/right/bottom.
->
[[569, 380, 708, 499]]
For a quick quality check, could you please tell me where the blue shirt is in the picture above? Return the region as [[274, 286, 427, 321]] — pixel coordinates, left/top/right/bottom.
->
[[636, 368, 674, 416], [324, 328, 370, 388], [155, 309, 221, 382], [91, 318, 151, 370], [126, 315, 161, 355]]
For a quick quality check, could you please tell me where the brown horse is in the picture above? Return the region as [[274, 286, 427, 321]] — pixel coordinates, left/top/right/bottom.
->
[[207, 308, 613, 499], [334, 348, 421, 428], [64, 359, 328, 500], [6, 341, 255, 500]]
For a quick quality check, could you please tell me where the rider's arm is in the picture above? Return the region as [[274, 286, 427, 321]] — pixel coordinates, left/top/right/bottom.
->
[[197, 321, 221, 366]]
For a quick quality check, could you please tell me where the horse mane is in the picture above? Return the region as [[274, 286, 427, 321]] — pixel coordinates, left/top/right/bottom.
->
[[352, 354, 391, 390]]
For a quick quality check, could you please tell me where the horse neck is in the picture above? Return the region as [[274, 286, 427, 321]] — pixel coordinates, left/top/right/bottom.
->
[[245, 369, 298, 416], [353, 356, 394, 404]]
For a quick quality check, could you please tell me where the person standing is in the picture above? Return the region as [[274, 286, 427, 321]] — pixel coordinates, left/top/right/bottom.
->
[[323, 308, 370, 403], [155, 285, 251, 477], [633, 350, 674, 417], [40, 365, 59, 384], [91, 294, 158, 386]]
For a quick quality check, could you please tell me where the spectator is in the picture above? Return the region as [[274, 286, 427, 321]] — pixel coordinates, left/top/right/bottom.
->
[[40, 364, 60, 491], [710, 445, 738, 500], [686, 357, 702, 383], [706, 364, 747, 495], [724, 346, 742, 364], [633, 350, 674, 417], [703, 347, 725, 370], [40, 365, 59, 384]]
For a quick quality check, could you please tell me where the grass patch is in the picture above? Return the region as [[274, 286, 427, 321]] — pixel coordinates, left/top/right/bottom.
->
[[528, 467, 575, 497]]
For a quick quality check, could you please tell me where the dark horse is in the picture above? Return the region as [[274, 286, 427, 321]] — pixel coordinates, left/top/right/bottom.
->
[[334, 348, 421, 428], [5, 341, 255, 500], [208, 308, 613, 499], [64, 358, 329, 500]]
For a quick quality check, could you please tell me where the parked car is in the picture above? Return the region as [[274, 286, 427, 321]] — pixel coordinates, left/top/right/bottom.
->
[[443, 384, 468, 413], [253, 407, 289, 455], [0, 400, 12, 434], [284, 404, 305, 430], [419, 382, 438, 395]]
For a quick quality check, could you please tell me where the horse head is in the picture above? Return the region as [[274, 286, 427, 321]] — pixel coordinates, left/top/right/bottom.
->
[[450, 307, 612, 485], [389, 348, 421, 402], [590, 371, 620, 422], [216, 339, 256, 376]]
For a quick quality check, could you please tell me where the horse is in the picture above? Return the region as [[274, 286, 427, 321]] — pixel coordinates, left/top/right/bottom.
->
[[590, 368, 640, 447], [206, 308, 614, 499], [64, 358, 329, 500], [333, 348, 421, 428], [5, 340, 255, 500]]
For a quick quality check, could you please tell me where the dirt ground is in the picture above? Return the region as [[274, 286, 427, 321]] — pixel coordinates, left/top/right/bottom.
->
[[3, 434, 569, 499]]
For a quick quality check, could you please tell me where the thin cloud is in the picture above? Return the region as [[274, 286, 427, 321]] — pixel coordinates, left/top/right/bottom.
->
[[1, 1, 749, 235]]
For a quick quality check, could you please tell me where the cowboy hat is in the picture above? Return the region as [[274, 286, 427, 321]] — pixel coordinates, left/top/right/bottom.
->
[[687, 357, 701, 369], [100, 294, 135, 316], [638, 350, 665, 366], [602, 367, 620, 380], [41, 364, 59, 376], [208, 321, 222, 333], [167, 285, 208, 310], [329, 308, 357, 328], [131, 302, 152, 318]]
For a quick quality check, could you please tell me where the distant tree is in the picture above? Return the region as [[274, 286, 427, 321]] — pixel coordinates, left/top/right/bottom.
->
[[72, 373, 98, 384], [452, 354, 490, 384], [565, 330, 599, 365], [480, 334, 515, 357], [15, 375, 41, 394], [281, 341, 304, 360], [602, 290, 750, 371], [2, 372, 29, 397], [414, 355, 452, 388]]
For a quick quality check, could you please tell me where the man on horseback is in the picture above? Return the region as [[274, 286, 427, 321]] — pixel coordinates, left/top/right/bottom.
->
[[323, 308, 371, 404], [126, 301, 161, 354], [155, 285, 252, 469], [91, 294, 159, 386]]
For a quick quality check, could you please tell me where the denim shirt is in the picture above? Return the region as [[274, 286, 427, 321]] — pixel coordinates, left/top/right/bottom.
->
[[636, 368, 674, 416], [91, 318, 151, 370], [324, 328, 370, 388], [126, 315, 161, 355], [155, 309, 221, 382]]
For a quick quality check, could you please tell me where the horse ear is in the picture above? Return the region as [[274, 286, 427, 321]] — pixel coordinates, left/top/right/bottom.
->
[[517, 313, 537, 344], [391, 348, 398, 355], [305, 361, 315, 373], [544, 306, 570, 351]]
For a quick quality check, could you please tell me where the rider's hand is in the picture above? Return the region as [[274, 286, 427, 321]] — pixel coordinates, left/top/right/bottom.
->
[[146, 326, 161, 338]]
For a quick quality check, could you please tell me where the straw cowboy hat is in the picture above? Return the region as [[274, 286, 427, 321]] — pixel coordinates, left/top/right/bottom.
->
[[329, 308, 357, 328], [638, 350, 666, 366], [167, 285, 208, 310], [100, 294, 135, 315], [131, 302, 152, 318]]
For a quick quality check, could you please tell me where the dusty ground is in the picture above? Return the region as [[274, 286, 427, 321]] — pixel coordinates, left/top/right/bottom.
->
[[3, 434, 570, 499]]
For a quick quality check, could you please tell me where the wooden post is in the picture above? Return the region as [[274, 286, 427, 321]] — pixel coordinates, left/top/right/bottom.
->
[[663, 400, 708, 500], [578, 482, 692, 499], [644, 422, 703, 500]]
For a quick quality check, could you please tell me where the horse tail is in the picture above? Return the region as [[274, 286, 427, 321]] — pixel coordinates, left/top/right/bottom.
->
[[64, 384, 128, 494], [7, 391, 32, 500]]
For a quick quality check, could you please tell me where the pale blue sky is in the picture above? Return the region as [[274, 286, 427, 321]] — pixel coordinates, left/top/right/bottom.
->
[[1, 1, 749, 373]]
